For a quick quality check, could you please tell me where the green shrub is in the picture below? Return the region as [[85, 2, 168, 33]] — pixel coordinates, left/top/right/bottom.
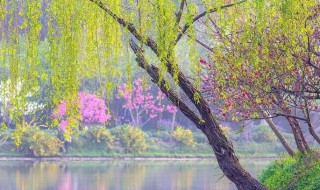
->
[[173, 126, 195, 146], [154, 131, 171, 141], [84, 126, 114, 147], [259, 153, 320, 190], [11, 125, 64, 157], [253, 125, 277, 143], [27, 130, 65, 157], [112, 125, 147, 153], [0, 129, 15, 152]]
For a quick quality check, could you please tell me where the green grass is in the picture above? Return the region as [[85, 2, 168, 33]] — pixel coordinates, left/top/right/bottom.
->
[[259, 151, 320, 190]]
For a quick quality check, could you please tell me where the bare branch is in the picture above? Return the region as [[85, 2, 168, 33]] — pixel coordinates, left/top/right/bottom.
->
[[176, 0, 186, 25], [175, 0, 246, 43]]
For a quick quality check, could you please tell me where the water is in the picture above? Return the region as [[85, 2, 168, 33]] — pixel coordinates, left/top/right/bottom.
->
[[0, 158, 271, 190]]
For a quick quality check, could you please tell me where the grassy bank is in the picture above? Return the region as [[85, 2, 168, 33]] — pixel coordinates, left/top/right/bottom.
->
[[259, 152, 320, 190]]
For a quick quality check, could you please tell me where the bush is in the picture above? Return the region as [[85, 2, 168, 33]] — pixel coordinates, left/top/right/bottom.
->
[[27, 130, 65, 157], [11, 125, 64, 157], [154, 131, 171, 142], [112, 125, 147, 153], [253, 125, 277, 143], [83, 126, 114, 149], [173, 126, 195, 146], [259, 153, 320, 190], [0, 129, 15, 152]]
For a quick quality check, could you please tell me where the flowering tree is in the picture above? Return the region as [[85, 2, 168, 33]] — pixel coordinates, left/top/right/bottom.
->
[[52, 91, 111, 131], [117, 79, 166, 128], [200, 57, 304, 156]]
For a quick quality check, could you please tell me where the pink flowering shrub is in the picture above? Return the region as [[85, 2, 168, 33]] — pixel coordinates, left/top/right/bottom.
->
[[78, 92, 111, 123], [52, 92, 111, 130]]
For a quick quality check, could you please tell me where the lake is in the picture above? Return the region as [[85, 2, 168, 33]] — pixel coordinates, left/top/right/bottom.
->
[[0, 158, 272, 190]]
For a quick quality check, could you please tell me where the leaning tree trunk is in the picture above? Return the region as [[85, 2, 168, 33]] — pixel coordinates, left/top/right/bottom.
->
[[199, 114, 267, 190], [303, 103, 320, 144], [129, 40, 267, 190], [286, 116, 311, 154], [306, 121, 320, 144], [265, 117, 295, 156], [260, 110, 295, 156]]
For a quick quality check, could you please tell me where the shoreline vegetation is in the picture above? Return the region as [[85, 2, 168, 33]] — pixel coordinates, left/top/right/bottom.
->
[[0, 156, 277, 161], [0, 155, 278, 161], [0, 125, 293, 159]]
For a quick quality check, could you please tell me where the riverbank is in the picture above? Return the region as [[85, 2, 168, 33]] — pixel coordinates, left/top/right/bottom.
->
[[0, 155, 277, 161], [0, 126, 293, 159]]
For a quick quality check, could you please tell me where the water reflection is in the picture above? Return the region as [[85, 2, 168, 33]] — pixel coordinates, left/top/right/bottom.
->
[[0, 159, 270, 190]]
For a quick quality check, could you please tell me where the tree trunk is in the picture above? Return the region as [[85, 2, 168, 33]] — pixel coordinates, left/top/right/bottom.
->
[[260, 111, 295, 156], [286, 116, 311, 154], [199, 115, 268, 190], [129, 40, 268, 190], [303, 104, 320, 144], [306, 121, 320, 144], [169, 112, 176, 143], [265, 118, 295, 156]]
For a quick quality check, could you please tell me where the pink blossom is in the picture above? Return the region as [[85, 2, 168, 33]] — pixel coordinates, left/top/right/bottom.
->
[[52, 92, 111, 126], [166, 105, 178, 113], [117, 79, 166, 127], [60, 120, 68, 132], [150, 114, 158, 118]]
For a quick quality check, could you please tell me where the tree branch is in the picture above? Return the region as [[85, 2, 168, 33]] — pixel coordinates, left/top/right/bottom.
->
[[275, 113, 308, 122], [175, 0, 246, 43], [176, 0, 186, 25]]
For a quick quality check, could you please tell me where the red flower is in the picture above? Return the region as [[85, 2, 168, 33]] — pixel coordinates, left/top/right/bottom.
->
[[199, 59, 207, 65]]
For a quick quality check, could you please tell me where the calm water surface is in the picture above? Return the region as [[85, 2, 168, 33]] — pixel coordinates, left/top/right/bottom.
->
[[0, 158, 271, 190]]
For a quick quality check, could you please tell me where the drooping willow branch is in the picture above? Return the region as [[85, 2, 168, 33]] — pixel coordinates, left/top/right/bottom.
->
[[89, 0, 212, 119], [88, 0, 158, 54]]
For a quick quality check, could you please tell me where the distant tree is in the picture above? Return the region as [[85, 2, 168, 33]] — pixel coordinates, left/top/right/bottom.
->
[[117, 79, 166, 127]]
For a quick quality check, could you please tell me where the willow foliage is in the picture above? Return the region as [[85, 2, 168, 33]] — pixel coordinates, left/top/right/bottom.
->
[[1, 0, 317, 132]]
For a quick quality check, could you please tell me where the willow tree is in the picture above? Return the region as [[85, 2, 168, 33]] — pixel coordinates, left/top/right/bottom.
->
[[4, 0, 313, 189]]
